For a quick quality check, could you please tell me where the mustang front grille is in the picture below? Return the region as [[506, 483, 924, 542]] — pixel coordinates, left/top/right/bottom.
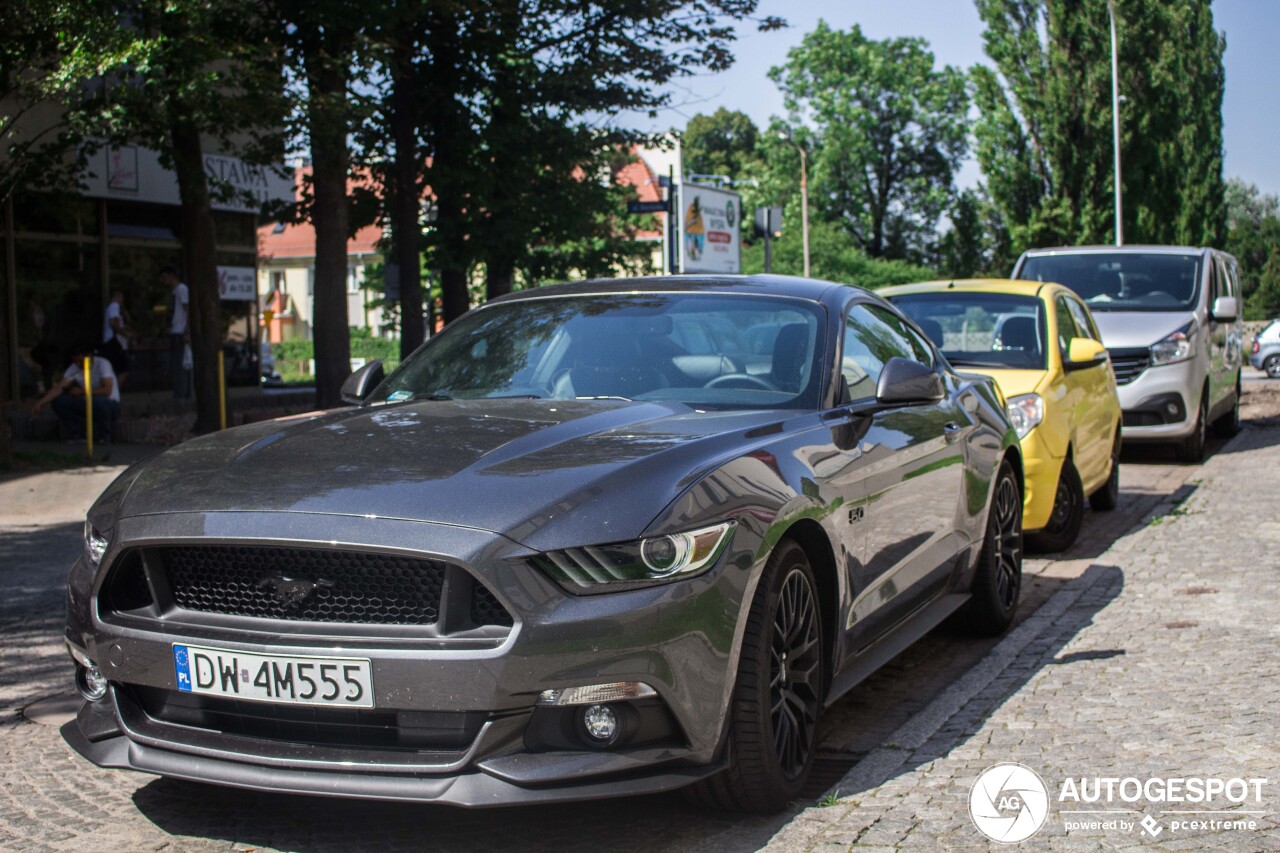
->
[[101, 545, 513, 629]]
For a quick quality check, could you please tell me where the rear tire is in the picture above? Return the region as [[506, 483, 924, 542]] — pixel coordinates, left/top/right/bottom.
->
[[1088, 432, 1121, 511], [1265, 354, 1280, 379], [1175, 392, 1208, 463], [687, 540, 823, 812], [955, 459, 1022, 637], [1027, 458, 1084, 553], [1211, 375, 1241, 438]]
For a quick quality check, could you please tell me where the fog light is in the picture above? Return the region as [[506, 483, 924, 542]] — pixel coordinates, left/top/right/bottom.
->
[[581, 703, 619, 745], [1166, 403, 1179, 416], [76, 663, 108, 701]]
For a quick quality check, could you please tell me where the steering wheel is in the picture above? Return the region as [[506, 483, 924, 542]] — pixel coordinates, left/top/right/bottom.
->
[[704, 373, 779, 392]]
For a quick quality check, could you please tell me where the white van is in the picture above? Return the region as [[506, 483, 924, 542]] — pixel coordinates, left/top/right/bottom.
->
[[1013, 246, 1243, 462]]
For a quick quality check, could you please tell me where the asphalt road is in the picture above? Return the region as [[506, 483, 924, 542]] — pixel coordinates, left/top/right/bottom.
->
[[0, 402, 1256, 852]]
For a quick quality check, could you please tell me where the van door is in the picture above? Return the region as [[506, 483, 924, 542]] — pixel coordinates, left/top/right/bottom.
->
[[1207, 255, 1233, 412]]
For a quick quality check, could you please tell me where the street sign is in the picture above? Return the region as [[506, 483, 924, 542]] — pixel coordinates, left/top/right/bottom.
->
[[627, 199, 670, 214]]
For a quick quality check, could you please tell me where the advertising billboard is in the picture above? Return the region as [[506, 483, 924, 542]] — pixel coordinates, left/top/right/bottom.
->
[[678, 184, 741, 274]]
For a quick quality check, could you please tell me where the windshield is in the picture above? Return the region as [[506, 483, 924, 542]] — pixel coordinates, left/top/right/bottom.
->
[[889, 292, 1047, 370], [1018, 252, 1202, 312], [373, 293, 827, 410]]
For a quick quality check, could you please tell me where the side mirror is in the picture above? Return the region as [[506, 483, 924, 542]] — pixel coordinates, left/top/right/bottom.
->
[[1211, 296, 1238, 323], [875, 357, 944, 405], [1065, 338, 1107, 370], [340, 359, 385, 405]]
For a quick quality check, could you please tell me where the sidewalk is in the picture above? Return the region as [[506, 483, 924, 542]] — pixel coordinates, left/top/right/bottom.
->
[[767, 426, 1280, 850]]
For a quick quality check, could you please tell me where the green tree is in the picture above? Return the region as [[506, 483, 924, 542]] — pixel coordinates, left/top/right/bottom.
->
[[740, 218, 933, 288], [769, 22, 969, 261], [972, 0, 1226, 254], [684, 108, 763, 184], [937, 189, 991, 278], [58, 0, 286, 433], [1224, 178, 1280, 318]]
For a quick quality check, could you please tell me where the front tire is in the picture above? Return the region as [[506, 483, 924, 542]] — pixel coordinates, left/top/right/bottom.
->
[[688, 540, 823, 812], [1176, 391, 1208, 463], [1027, 457, 1084, 553], [955, 459, 1022, 637], [1088, 432, 1121, 511], [1211, 375, 1242, 438]]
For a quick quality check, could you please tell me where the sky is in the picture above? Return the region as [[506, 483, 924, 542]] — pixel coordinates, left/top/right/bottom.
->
[[644, 0, 1280, 198]]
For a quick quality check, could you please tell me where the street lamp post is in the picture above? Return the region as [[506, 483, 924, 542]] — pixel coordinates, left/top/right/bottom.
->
[[778, 131, 811, 277], [1108, 0, 1124, 247]]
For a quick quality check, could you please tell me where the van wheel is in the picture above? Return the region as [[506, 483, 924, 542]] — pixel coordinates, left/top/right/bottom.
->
[[1088, 432, 1121, 511], [686, 540, 823, 812], [1027, 458, 1084, 553], [1211, 375, 1241, 438], [1265, 355, 1280, 379], [1175, 393, 1208, 463]]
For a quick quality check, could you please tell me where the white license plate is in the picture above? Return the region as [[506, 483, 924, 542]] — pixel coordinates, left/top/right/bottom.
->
[[172, 644, 374, 708]]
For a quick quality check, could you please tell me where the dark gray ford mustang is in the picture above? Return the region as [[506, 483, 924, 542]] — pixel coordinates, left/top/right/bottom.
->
[[64, 275, 1023, 811]]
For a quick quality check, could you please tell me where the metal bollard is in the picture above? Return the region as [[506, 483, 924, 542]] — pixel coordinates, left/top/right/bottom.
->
[[83, 356, 93, 458]]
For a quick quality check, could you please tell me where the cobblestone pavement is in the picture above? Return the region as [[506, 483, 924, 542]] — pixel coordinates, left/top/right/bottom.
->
[[0, 402, 1274, 851], [769, 424, 1280, 852]]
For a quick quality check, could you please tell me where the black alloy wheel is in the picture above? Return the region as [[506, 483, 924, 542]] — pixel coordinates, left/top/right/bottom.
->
[[687, 539, 824, 812], [1089, 432, 1121, 511], [954, 458, 1022, 636], [770, 567, 822, 780], [1027, 458, 1084, 553]]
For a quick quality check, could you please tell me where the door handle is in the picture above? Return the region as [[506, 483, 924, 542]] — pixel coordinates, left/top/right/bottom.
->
[[943, 422, 963, 443]]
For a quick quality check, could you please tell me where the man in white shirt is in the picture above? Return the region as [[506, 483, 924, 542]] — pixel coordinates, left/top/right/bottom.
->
[[32, 342, 121, 442], [161, 265, 191, 398], [102, 289, 131, 388]]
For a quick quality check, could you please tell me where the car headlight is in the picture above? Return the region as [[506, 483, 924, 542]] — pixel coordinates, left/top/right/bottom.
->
[[1006, 393, 1044, 440], [84, 521, 109, 567], [1150, 320, 1197, 366], [534, 521, 736, 593]]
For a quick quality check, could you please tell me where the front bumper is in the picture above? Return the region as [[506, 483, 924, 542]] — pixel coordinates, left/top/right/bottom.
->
[[1115, 357, 1203, 442], [1018, 428, 1062, 532], [63, 510, 761, 805]]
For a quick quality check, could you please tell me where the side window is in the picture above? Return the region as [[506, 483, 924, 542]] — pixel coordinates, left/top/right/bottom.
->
[[867, 305, 934, 365], [1054, 296, 1080, 355], [1227, 260, 1241, 300], [1209, 257, 1224, 303], [1065, 299, 1098, 341], [1214, 256, 1233, 298], [841, 304, 917, 401]]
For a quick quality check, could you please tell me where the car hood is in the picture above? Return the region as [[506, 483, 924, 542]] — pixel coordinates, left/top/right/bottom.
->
[[1090, 311, 1193, 349], [957, 368, 1046, 400], [111, 399, 791, 550]]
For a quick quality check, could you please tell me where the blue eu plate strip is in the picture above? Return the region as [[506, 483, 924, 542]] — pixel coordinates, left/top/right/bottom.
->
[[173, 645, 192, 692]]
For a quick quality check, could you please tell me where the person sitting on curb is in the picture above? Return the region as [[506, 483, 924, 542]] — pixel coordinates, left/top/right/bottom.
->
[[31, 342, 121, 443]]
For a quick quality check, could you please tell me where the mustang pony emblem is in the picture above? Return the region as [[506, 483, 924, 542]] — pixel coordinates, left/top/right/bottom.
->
[[256, 574, 334, 609]]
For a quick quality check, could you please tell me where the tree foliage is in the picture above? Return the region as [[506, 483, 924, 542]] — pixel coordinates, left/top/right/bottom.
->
[[1225, 179, 1280, 319], [972, 0, 1226, 261], [769, 22, 969, 262]]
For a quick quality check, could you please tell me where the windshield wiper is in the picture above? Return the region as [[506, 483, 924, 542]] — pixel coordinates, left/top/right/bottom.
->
[[573, 395, 634, 402], [487, 393, 545, 399], [946, 358, 1009, 369]]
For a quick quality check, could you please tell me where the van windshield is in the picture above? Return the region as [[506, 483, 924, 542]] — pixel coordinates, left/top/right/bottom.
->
[[1018, 252, 1201, 312]]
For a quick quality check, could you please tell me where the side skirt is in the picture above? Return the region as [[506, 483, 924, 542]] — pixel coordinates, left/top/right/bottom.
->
[[823, 592, 970, 708]]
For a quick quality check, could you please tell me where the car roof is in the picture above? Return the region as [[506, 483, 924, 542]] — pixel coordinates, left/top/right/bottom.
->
[[486, 274, 850, 306], [1020, 245, 1212, 257], [879, 278, 1052, 299]]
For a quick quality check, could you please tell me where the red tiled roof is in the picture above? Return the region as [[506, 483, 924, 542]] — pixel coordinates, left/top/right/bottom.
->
[[258, 149, 666, 258]]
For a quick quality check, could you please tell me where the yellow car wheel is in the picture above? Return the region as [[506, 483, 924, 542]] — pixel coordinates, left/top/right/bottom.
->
[[1027, 459, 1084, 553]]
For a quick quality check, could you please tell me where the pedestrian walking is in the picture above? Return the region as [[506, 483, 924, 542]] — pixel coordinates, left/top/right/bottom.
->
[[101, 289, 132, 389], [161, 266, 191, 399], [31, 342, 121, 442]]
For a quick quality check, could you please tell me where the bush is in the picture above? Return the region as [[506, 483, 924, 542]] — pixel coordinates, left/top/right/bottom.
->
[[273, 328, 400, 383]]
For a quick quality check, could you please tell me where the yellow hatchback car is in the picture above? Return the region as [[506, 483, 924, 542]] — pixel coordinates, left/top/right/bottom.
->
[[881, 279, 1122, 551]]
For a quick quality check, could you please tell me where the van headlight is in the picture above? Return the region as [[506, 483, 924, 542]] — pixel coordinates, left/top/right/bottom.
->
[[533, 521, 736, 593], [1150, 320, 1197, 366], [1006, 393, 1044, 440]]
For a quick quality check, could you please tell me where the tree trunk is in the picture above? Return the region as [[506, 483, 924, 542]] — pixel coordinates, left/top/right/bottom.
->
[[425, 10, 469, 325], [308, 58, 352, 408], [171, 119, 224, 435], [486, 257, 515, 300], [390, 45, 424, 357]]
